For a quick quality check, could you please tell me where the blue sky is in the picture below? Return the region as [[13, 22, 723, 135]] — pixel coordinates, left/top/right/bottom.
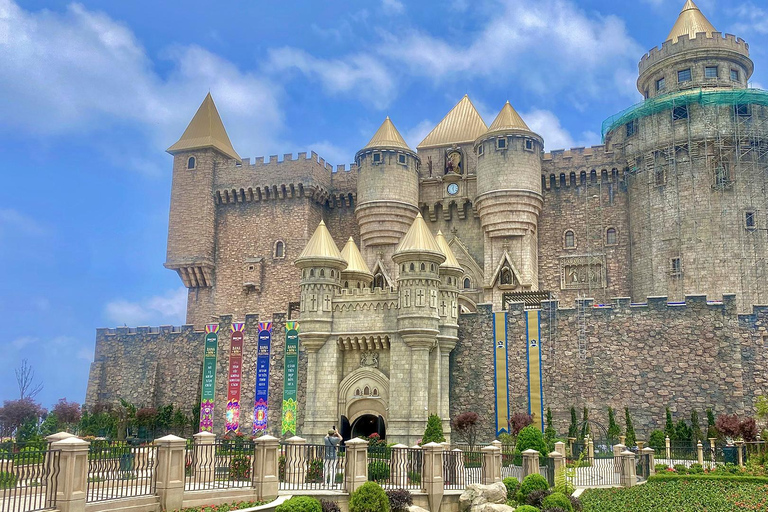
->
[[1, 0, 767, 410]]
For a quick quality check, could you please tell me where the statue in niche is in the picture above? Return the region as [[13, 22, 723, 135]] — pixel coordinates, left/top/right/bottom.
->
[[427, 156, 433, 177], [445, 149, 462, 175]]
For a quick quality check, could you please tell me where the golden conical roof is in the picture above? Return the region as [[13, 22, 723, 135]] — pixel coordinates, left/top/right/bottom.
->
[[417, 95, 488, 149], [340, 237, 372, 277], [666, 0, 717, 43], [488, 101, 531, 132], [363, 117, 413, 152], [394, 213, 445, 261], [434, 231, 463, 272], [295, 220, 347, 268], [167, 93, 241, 162]]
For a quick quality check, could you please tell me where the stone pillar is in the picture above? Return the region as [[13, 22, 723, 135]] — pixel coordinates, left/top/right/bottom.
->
[[620, 450, 636, 488], [642, 448, 656, 477], [481, 445, 501, 485], [51, 437, 90, 512], [521, 449, 540, 479], [613, 443, 626, 473], [665, 436, 671, 463], [588, 439, 595, 460], [554, 442, 566, 460], [567, 438, 576, 457], [344, 438, 369, 494], [45, 432, 76, 505], [697, 441, 704, 466], [285, 436, 307, 486], [637, 441, 645, 453], [735, 441, 745, 467], [619, 435, 626, 445], [253, 435, 280, 502], [709, 438, 717, 466], [155, 435, 186, 512], [193, 431, 216, 485], [390, 444, 410, 488], [422, 443, 444, 512], [549, 449, 565, 482]]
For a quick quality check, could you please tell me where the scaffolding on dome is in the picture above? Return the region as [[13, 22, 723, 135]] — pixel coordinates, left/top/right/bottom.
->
[[602, 88, 768, 141]]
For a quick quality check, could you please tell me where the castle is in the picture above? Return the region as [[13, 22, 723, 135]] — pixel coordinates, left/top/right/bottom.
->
[[86, 1, 768, 444]]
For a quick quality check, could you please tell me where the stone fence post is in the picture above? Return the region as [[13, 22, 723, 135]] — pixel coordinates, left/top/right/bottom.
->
[[620, 450, 636, 488], [45, 432, 76, 506], [735, 441, 745, 467], [697, 441, 704, 466], [344, 438, 369, 494], [51, 437, 90, 512], [612, 443, 626, 473], [708, 438, 717, 466], [422, 443, 444, 512], [284, 436, 307, 486], [253, 435, 280, 502], [193, 431, 216, 485], [155, 435, 186, 511], [588, 439, 595, 460], [549, 448, 565, 483], [641, 448, 656, 477], [521, 449, 540, 479], [481, 445, 501, 485], [567, 438, 576, 457], [665, 436, 671, 464]]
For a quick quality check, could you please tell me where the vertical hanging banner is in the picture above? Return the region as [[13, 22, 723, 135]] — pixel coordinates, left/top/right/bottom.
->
[[526, 310, 545, 432], [492, 313, 510, 436], [225, 322, 245, 432], [252, 322, 272, 434], [199, 324, 219, 432], [281, 322, 300, 436]]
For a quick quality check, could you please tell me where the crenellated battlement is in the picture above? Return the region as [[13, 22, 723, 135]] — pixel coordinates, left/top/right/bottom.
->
[[98, 324, 195, 336], [639, 32, 750, 74], [542, 144, 613, 162], [238, 151, 358, 173], [524, 293, 738, 316]]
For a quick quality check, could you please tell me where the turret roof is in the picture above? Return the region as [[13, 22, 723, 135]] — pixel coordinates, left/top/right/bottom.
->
[[417, 95, 488, 149], [295, 221, 347, 267], [666, 0, 717, 43], [167, 93, 241, 162], [394, 213, 445, 259], [363, 117, 413, 152], [340, 237, 372, 277], [434, 231, 463, 272], [488, 101, 531, 132]]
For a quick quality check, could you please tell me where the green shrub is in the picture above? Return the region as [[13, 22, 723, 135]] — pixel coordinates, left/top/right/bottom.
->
[[228, 455, 250, 480], [648, 430, 666, 451], [516, 425, 549, 456], [514, 506, 539, 512], [421, 414, 445, 445], [275, 496, 322, 512], [407, 471, 421, 485], [385, 488, 412, 511], [367, 460, 390, 482], [502, 476, 520, 501], [542, 491, 573, 512], [688, 463, 703, 474], [463, 451, 482, 468], [15, 446, 44, 464], [349, 481, 390, 512], [654, 463, 669, 472], [648, 473, 768, 484], [0, 471, 17, 489], [526, 489, 550, 507], [518, 473, 549, 502], [673, 464, 688, 474]]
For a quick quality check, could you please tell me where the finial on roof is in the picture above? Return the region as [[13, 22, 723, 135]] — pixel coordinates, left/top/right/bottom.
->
[[167, 93, 241, 162], [666, 0, 717, 43]]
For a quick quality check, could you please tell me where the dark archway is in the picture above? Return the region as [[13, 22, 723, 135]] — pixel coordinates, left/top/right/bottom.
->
[[349, 414, 386, 440]]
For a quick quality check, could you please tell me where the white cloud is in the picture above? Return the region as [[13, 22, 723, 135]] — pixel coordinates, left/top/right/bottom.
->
[[12, 336, 36, 350], [382, 0, 404, 14], [105, 287, 187, 326], [521, 109, 599, 151], [731, 3, 768, 35], [0, 209, 46, 237], [77, 347, 93, 363], [307, 141, 355, 167], [402, 119, 435, 151]]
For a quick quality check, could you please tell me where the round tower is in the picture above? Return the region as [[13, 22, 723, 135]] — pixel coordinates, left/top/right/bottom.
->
[[474, 102, 544, 308], [294, 220, 347, 351], [340, 237, 373, 290], [355, 117, 421, 273], [607, 0, 768, 311]]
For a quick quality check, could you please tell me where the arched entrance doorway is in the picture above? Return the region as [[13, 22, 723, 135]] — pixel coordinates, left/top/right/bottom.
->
[[349, 414, 386, 439]]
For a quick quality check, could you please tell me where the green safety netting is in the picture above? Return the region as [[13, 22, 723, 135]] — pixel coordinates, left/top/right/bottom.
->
[[602, 88, 768, 141]]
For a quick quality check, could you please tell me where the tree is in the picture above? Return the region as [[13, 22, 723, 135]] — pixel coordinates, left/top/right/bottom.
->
[[509, 413, 533, 436], [715, 414, 741, 439], [15, 359, 43, 400], [624, 407, 636, 448], [706, 408, 718, 439], [516, 425, 549, 456], [607, 407, 621, 446], [739, 417, 758, 442], [421, 414, 445, 445], [690, 410, 703, 444], [580, 407, 590, 439], [544, 408, 557, 445], [567, 407, 578, 438], [452, 412, 480, 451], [0, 398, 46, 441], [664, 407, 676, 441], [675, 419, 692, 445], [756, 396, 768, 429], [172, 409, 189, 437], [52, 399, 82, 427]]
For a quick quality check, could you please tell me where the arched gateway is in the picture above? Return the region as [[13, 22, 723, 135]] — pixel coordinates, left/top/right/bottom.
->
[[338, 367, 388, 440]]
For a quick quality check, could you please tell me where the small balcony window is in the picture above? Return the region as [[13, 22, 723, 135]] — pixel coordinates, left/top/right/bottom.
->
[[671, 257, 682, 276], [745, 211, 756, 230]]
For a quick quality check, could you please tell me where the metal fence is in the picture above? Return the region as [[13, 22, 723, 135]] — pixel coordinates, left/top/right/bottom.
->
[[86, 441, 157, 502], [279, 443, 345, 491], [365, 446, 422, 490], [443, 450, 481, 490], [0, 448, 59, 512], [185, 440, 255, 491]]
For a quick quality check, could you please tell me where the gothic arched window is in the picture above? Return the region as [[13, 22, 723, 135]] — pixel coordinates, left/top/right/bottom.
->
[[606, 228, 617, 246], [464, 277, 471, 289], [274, 240, 285, 258], [565, 230, 576, 248], [187, 156, 196, 169], [373, 273, 385, 289]]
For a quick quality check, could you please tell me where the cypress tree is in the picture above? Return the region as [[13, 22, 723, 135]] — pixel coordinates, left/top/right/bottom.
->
[[624, 407, 637, 448], [580, 407, 590, 439], [706, 408, 718, 439], [664, 407, 676, 440], [607, 407, 621, 445], [544, 407, 557, 445], [690, 410, 703, 444], [422, 413, 446, 445], [568, 407, 578, 438]]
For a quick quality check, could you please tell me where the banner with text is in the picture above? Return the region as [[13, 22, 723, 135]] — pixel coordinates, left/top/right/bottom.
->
[[199, 324, 219, 432], [281, 322, 300, 436], [526, 310, 545, 432], [492, 313, 510, 436], [225, 322, 245, 432], [252, 322, 272, 434]]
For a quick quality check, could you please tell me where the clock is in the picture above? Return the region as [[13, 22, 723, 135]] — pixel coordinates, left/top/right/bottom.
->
[[447, 183, 459, 195]]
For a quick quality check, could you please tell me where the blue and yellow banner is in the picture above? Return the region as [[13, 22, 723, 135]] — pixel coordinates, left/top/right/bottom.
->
[[493, 312, 510, 436], [526, 310, 545, 432]]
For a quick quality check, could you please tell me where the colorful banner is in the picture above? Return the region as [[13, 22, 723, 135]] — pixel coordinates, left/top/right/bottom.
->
[[492, 313, 510, 436], [526, 310, 545, 432], [252, 322, 272, 434], [199, 324, 219, 432], [281, 322, 300, 436], [225, 322, 245, 431]]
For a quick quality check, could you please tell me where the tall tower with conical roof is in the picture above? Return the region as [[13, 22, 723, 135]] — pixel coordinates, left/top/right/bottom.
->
[[355, 117, 421, 279], [474, 102, 544, 310], [165, 93, 241, 325]]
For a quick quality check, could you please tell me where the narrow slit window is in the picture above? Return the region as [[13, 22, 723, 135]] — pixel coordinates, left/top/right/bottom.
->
[[746, 211, 756, 229], [565, 230, 575, 248], [187, 156, 196, 169]]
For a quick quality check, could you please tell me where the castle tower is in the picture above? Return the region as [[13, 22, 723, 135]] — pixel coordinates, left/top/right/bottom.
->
[[355, 117, 421, 279], [294, 220, 347, 439], [474, 102, 544, 310], [391, 213, 446, 443], [165, 93, 241, 326], [608, 0, 768, 311], [340, 237, 373, 290]]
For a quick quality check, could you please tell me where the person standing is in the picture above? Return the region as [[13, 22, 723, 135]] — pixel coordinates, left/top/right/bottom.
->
[[323, 427, 342, 486]]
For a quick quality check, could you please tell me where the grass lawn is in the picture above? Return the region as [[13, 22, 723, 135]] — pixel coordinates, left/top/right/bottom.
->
[[581, 480, 768, 511]]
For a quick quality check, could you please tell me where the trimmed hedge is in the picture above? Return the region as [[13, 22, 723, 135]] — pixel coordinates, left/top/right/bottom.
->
[[349, 481, 390, 512], [514, 506, 540, 512], [648, 473, 768, 484], [518, 473, 549, 503], [542, 491, 574, 512], [502, 476, 520, 501], [275, 496, 322, 512]]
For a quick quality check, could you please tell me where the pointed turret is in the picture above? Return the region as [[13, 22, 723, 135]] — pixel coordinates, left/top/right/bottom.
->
[[295, 221, 347, 269], [434, 231, 463, 273], [394, 213, 445, 263], [340, 237, 373, 288], [167, 93, 241, 162], [482, 101, 541, 141], [417, 95, 488, 149], [363, 117, 413, 152], [666, 0, 716, 43]]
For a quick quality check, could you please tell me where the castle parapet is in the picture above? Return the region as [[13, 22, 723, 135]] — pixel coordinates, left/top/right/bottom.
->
[[639, 32, 750, 75]]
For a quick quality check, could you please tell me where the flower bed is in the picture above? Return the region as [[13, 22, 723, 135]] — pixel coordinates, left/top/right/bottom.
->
[[581, 480, 768, 511], [171, 499, 267, 512]]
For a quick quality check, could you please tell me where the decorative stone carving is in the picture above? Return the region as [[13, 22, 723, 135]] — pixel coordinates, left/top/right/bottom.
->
[[560, 254, 607, 290], [360, 351, 379, 368]]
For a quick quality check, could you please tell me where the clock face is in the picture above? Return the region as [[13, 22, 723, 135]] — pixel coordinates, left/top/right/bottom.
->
[[447, 183, 459, 195]]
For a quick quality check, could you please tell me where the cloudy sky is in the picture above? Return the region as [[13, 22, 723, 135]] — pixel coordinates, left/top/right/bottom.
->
[[1, 0, 767, 410]]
